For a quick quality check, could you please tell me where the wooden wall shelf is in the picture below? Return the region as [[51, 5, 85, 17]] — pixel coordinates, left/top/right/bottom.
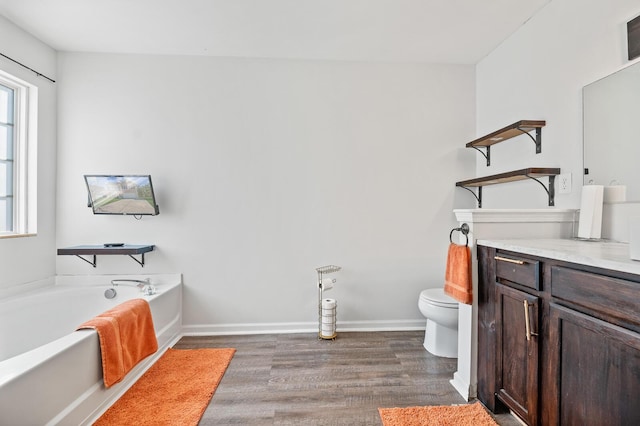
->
[[57, 244, 154, 267], [456, 168, 560, 208], [467, 120, 546, 166]]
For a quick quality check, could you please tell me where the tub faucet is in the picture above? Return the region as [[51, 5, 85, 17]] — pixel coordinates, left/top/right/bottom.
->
[[142, 283, 157, 295], [111, 278, 147, 289], [110, 278, 156, 295]]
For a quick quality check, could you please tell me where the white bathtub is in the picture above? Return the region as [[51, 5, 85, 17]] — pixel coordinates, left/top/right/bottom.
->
[[0, 274, 182, 425]]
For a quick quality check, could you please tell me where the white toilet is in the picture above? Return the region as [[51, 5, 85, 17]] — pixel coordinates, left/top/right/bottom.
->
[[418, 288, 459, 358]]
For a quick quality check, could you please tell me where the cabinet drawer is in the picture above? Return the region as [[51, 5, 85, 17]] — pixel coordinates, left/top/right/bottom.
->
[[495, 252, 541, 290], [551, 266, 640, 328]]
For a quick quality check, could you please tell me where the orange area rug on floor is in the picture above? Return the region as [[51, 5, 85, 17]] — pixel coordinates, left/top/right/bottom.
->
[[94, 347, 235, 426], [379, 401, 498, 426]]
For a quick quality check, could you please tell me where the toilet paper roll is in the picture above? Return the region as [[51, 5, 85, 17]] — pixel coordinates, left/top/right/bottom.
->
[[578, 185, 604, 239], [603, 185, 627, 203], [322, 298, 336, 309], [319, 277, 336, 291]]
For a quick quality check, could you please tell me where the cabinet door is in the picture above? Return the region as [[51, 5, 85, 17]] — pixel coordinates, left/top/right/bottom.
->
[[495, 283, 539, 425], [548, 303, 640, 426]]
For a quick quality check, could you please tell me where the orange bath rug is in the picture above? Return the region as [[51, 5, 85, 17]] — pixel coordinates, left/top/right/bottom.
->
[[94, 347, 235, 426], [378, 401, 498, 426]]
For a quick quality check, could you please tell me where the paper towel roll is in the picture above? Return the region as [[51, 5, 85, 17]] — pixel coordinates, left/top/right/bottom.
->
[[578, 185, 604, 239], [603, 185, 627, 203]]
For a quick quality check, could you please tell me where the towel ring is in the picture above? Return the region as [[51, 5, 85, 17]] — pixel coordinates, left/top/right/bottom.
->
[[450, 223, 470, 246]]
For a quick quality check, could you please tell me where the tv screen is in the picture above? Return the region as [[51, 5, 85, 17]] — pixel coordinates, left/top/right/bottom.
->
[[85, 175, 160, 216]]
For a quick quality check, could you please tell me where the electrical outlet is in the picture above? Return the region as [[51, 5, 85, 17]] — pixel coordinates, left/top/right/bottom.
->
[[558, 173, 572, 194]]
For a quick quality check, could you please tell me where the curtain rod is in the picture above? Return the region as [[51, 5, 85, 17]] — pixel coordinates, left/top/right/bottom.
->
[[0, 52, 56, 83]]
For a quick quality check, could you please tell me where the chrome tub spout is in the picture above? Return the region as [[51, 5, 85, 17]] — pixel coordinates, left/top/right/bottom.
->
[[110, 278, 157, 295]]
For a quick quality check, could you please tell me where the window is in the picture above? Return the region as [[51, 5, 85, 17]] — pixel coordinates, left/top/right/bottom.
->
[[0, 70, 37, 236], [0, 83, 14, 231]]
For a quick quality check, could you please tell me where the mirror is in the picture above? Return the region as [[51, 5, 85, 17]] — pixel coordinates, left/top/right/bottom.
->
[[583, 62, 640, 201]]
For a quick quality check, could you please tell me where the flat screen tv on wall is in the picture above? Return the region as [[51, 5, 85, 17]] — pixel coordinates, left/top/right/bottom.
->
[[85, 175, 160, 216]]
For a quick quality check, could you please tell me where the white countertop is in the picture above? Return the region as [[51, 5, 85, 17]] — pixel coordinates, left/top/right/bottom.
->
[[477, 238, 640, 276]]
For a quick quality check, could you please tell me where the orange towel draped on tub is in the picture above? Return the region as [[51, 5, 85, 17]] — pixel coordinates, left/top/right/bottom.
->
[[77, 299, 158, 387], [444, 243, 473, 304]]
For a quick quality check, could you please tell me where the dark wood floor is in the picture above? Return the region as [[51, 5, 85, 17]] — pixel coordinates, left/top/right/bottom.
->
[[174, 331, 522, 425]]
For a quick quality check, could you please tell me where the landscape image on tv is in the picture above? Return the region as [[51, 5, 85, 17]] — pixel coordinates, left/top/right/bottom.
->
[[85, 175, 159, 215]]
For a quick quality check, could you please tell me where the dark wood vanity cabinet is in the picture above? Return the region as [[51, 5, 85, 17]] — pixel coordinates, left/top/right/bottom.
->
[[548, 303, 640, 425], [478, 244, 640, 426], [495, 283, 540, 425]]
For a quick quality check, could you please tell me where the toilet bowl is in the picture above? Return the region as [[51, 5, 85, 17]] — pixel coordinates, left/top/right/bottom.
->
[[418, 288, 459, 358]]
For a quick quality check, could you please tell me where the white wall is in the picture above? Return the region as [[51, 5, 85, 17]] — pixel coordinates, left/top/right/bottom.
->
[[9, 0, 635, 332], [476, 0, 640, 209], [0, 15, 57, 290], [56, 53, 475, 331]]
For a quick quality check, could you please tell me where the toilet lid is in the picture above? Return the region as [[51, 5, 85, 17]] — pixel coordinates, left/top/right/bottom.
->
[[420, 288, 458, 306]]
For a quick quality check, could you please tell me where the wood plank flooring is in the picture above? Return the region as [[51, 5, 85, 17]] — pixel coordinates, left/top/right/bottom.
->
[[173, 331, 522, 425]]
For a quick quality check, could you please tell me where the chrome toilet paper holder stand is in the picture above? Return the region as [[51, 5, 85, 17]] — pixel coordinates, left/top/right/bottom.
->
[[316, 265, 341, 340]]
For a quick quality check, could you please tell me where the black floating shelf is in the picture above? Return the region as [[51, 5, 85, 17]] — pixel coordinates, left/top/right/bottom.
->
[[466, 120, 546, 166], [456, 167, 560, 208], [57, 244, 155, 267]]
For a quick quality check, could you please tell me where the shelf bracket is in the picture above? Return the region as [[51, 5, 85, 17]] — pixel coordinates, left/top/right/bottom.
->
[[75, 255, 97, 268], [71, 253, 146, 267], [517, 126, 542, 154], [459, 185, 483, 209], [525, 174, 556, 206], [128, 253, 146, 267], [471, 146, 491, 166]]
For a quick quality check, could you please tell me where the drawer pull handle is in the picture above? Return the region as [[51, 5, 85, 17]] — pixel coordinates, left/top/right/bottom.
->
[[495, 256, 526, 265], [523, 300, 538, 341]]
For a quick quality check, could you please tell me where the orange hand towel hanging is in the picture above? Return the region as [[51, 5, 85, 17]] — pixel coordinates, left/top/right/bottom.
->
[[444, 243, 473, 304]]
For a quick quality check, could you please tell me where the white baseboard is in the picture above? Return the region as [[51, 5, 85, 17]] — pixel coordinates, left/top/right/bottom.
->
[[338, 319, 425, 332], [450, 371, 477, 402], [182, 319, 425, 336]]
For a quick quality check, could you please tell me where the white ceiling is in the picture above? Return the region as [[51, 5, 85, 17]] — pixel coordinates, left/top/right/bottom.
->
[[0, 0, 551, 64]]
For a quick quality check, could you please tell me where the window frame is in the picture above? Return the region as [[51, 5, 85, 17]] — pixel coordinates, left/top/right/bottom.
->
[[0, 69, 37, 238]]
